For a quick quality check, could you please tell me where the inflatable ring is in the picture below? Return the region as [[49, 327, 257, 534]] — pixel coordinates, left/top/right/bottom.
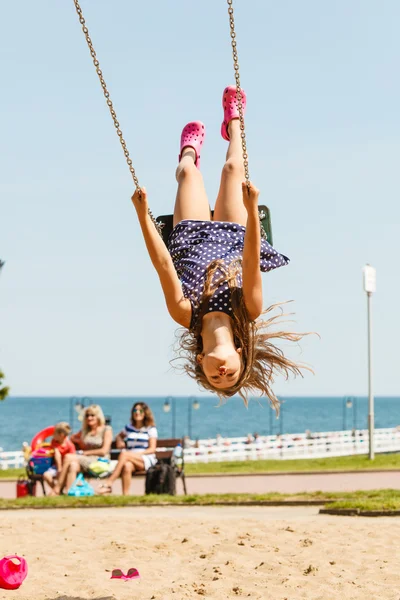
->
[[31, 426, 55, 451]]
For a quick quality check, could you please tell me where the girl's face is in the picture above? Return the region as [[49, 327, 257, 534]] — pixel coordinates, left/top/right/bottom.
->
[[200, 345, 242, 389], [132, 405, 145, 425]]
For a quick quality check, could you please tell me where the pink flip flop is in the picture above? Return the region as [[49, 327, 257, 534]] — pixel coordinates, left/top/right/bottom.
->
[[126, 567, 140, 579], [0, 555, 28, 590], [221, 85, 247, 141], [179, 121, 205, 169], [111, 567, 140, 581]]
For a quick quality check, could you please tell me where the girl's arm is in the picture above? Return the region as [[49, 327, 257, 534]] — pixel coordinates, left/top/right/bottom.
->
[[241, 182, 263, 321], [132, 188, 192, 329]]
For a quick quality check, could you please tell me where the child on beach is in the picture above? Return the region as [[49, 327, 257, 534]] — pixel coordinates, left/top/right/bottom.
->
[[42, 422, 76, 492], [132, 86, 307, 410]]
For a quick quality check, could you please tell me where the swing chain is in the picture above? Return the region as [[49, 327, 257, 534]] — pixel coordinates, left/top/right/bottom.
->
[[72, 0, 164, 238], [226, 0, 249, 184], [227, 1, 268, 241]]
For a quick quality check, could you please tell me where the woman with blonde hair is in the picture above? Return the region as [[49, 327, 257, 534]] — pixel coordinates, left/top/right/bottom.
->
[[53, 404, 112, 495], [97, 402, 157, 495]]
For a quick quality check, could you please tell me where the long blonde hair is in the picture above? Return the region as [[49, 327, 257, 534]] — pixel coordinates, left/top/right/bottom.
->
[[175, 260, 311, 414], [81, 404, 106, 437]]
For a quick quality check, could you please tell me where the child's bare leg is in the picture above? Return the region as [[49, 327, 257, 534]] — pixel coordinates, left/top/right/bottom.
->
[[54, 455, 79, 494], [43, 471, 56, 495], [173, 148, 211, 227], [213, 119, 247, 226], [53, 448, 62, 477]]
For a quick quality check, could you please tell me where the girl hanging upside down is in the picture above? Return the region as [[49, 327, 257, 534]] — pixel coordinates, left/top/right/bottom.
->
[[131, 86, 309, 411]]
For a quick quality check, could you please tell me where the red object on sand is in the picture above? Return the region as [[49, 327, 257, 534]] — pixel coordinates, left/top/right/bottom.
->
[[0, 556, 28, 590], [110, 567, 140, 580]]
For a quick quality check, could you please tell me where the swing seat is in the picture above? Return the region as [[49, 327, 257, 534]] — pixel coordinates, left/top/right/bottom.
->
[[156, 205, 273, 246]]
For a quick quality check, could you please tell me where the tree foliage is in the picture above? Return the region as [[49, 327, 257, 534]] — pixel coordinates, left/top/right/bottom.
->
[[0, 370, 10, 401]]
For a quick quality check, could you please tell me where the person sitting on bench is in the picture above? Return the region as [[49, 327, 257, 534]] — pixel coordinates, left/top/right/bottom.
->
[[97, 402, 158, 495]]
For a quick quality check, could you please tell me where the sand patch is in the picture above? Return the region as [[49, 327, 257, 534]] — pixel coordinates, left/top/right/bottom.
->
[[0, 506, 399, 600]]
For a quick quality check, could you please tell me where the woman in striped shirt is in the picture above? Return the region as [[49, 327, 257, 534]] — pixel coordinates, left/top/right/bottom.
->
[[98, 402, 158, 495]]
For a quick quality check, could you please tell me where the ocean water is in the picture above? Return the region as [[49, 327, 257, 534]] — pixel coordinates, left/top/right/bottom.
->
[[0, 396, 400, 452]]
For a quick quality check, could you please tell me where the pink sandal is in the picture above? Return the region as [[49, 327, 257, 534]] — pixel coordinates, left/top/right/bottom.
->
[[221, 85, 247, 141], [111, 567, 140, 581], [179, 121, 205, 169]]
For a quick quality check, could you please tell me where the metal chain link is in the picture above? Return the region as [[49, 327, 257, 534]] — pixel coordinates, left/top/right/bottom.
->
[[226, 0, 249, 184], [72, 0, 163, 237], [226, 0, 267, 240]]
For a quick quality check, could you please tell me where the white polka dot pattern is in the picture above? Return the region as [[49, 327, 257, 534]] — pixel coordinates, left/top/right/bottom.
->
[[168, 220, 289, 328]]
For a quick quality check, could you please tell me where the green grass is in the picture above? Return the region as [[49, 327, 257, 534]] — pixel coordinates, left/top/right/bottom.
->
[[1, 453, 400, 480], [184, 453, 400, 474], [0, 491, 350, 510], [0, 468, 25, 479], [324, 489, 400, 512], [1, 490, 400, 512]]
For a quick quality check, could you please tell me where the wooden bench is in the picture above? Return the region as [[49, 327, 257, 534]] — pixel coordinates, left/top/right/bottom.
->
[[26, 438, 187, 497]]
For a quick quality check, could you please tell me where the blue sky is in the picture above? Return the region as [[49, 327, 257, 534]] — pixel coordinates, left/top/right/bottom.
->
[[1, 1, 399, 397]]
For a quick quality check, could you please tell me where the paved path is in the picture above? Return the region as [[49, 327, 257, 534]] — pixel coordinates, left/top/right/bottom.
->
[[1, 470, 399, 499]]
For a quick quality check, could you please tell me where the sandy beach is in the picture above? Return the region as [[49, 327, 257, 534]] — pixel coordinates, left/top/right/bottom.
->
[[0, 505, 399, 600]]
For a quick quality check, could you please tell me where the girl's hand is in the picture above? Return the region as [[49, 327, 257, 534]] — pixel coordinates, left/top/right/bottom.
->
[[131, 186, 148, 217], [242, 181, 260, 213]]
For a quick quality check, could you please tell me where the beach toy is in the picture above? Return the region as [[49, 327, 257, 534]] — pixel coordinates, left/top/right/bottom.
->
[[0, 556, 28, 590], [110, 568, 140, 581], [31, 426, 55, 452], [31, 427, 55, 452], [28, 444, 55, 475], [67, 473, 95, 497]]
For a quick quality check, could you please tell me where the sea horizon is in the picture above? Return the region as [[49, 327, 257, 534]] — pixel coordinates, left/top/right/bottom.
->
[[1, 395, 400, 453]]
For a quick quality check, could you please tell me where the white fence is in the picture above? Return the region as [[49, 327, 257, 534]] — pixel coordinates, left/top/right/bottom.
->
[[183, 427, 400, 463], [1, 427, 400, 469], [0, 450, 25, 470]]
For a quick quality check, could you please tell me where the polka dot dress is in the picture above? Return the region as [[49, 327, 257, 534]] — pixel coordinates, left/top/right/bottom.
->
[[168, 220, 289, 329]]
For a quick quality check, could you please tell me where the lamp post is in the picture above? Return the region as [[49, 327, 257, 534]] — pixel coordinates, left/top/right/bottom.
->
[[342, 396, 357, 431], [363, 264, 376, 460], [69, 396, 77, 430], [353, 396, 358, 431], [69, 396, 89, 430], [268, 402, 281, 437], [188, 396, 200, 439], [163, 396, 176, 438]]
